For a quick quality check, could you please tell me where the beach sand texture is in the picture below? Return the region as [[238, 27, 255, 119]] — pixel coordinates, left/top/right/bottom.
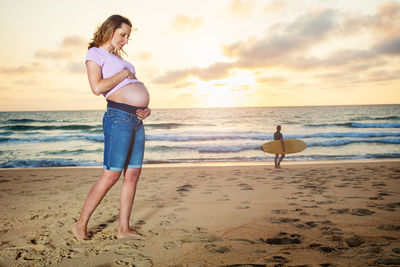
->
[[0, 162, 400, 266]]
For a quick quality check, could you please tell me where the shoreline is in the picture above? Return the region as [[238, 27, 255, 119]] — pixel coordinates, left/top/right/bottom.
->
[[1, 158, 399, 171]]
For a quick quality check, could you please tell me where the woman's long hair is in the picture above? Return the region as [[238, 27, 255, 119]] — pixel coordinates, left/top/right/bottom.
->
[[88, 14, 132, 57]]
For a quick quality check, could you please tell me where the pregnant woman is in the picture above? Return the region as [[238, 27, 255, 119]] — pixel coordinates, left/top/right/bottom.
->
[[73, 15, 151, 240]]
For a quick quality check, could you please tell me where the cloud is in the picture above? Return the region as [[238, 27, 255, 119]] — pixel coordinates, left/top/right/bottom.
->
[[153, 69, 192, 84], [171, 14, 203, 32], [223, 8, 337, 64], [364, 69, 400, 82], [374, 36, 400, 55], [66, 61, 86, 74], [262, 0, 287, 14], [155, 2, 400, 86], [257, 76, 288, 84], [228, 0, 255, 18], [153, 62, 234, 84], [13, 79, 47, 86], [0, 62, 47, 75], [35, 35, 87, 60], [372, 0, 400, 39], [338, 0, 400, 40]]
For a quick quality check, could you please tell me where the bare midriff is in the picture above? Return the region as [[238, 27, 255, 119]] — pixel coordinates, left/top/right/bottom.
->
[[107, 82, 150, 107]]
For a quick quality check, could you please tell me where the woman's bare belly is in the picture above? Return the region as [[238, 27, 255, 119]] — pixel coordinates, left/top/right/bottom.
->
[[107, 82, 150, 107]]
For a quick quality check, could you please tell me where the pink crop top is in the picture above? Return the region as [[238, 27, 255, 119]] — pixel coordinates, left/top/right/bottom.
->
[[85, 47, 140, 99]]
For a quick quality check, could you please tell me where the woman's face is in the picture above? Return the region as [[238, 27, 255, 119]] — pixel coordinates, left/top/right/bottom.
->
[[111, 23, 132, 50]]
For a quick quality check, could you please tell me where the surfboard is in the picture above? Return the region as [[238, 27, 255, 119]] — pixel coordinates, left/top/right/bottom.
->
[[261, 139, 306, 154]]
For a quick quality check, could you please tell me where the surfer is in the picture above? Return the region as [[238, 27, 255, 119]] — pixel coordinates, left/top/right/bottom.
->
[[274, 125, 285, 168], [73, 15, 151, 240]]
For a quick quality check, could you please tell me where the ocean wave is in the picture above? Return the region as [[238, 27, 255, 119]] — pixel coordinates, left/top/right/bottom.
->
[[365, 153, 400, 159], [147, 139, 400, 153], [146, 131, 400, 142], [2, 118, 54, 124], [351, 122, 400, 128], [144, 156, 265, 164], [85, 136, 104, 142], [0, 134, 103, 143], [46, 148, 103, 156], [351, 115, 400, 121], [148, 144, 259, 153], [145, 134, 258, 142], [144, 122, 208, 129], [292, 153, 400, 160], [0, 137, 10, 143], [0, 159, 99, 168], [293, 132, 400, 139], [306, 122, 400, 128], [307, 139, 400, 147], [0, 131, 16, 136], [0, 124, 101, 131]]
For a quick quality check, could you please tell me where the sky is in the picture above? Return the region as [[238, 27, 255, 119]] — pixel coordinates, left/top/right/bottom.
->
[[0, 0, 399, 111]]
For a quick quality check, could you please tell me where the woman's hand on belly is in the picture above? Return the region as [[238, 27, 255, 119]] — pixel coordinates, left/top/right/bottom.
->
[[136, 108, 151, 120], [124, 68, 136, 79]]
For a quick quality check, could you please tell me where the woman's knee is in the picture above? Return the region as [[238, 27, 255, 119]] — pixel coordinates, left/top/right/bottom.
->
[[124, 168, 141, 183], [102, 170, 121, 185]]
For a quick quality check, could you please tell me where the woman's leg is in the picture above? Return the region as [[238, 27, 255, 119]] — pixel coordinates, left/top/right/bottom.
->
[[73, 169, 121, 240], [117, 122, 145, 238], [117, 168, 142, 238]]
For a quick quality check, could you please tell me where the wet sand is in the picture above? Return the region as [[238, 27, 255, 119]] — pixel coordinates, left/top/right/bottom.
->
[[0, 161, 400, 266]]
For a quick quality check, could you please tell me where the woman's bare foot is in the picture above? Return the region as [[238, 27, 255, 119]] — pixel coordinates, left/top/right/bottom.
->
[[117, 229, 142, 239], [72, 222, 89, 240]]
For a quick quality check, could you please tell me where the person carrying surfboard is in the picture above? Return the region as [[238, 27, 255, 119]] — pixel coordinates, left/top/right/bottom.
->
[[274, 125, 285, 168]]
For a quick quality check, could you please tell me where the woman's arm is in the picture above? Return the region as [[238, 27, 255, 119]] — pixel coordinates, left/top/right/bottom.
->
[[86, 61, 134, 96]]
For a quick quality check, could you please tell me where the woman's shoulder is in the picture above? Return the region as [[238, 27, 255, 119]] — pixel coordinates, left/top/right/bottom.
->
[[87, 46, 107, 56], [85, 47, 107, 66]]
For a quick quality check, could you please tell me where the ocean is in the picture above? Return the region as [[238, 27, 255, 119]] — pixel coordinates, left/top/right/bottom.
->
[[0, 105, 399, 168]]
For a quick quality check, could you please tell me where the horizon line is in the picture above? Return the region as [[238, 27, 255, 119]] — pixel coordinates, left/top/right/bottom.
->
[[0, 103, 399, 113]]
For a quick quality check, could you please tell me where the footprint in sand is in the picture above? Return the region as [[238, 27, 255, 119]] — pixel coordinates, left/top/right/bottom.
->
[[266, 255, 289, 264], [229, 238, 256, 244], [68, 247, 88, 258], [260, 232, 302, 245], [114, 257, 135, 266], [351, 208, 375, 216], [329, 208, 349, 214], [208, 246, 231, 254], [220, 265, 266, 267], [177, 184, 194, 193], [123, 239, 146, 249], [375, 257, 400, 265], [163, 242, 177, 249], [322, 227, 344, 236], [237, 183, 254, 190], [270, 217, 301, 224], [271, 209, 288, 215], [378, 224, 400, 231], [392, 248, 400, 254], [344, 235, 364, 247], [114, 244, 138, 256]]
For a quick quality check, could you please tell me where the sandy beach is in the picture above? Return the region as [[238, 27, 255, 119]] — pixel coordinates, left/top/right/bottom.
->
[[0, 161, 400, 266]]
